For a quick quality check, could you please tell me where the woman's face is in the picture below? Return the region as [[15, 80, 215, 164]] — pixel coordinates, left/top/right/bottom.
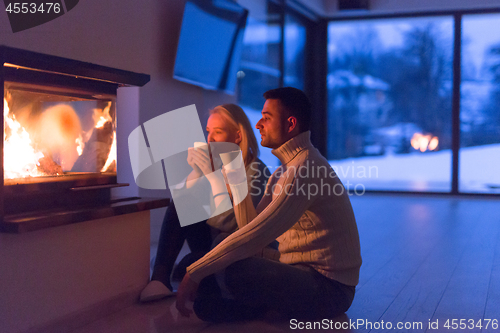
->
[[206, 113, 241, 144]]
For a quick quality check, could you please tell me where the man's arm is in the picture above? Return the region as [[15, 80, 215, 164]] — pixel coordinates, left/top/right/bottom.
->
[[230, 182, 258, 229], [186, 165, 316, 283]]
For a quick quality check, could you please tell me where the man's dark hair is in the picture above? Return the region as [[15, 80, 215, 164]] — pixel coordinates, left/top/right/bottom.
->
[[263, 87, 311, 132]]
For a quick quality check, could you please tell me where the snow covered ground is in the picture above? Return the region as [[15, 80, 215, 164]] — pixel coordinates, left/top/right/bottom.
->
[[329, 144, 500, 193], [242, 105, 499, 194]]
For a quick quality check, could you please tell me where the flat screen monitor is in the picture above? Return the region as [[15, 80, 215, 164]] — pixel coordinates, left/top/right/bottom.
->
[[174, 0, 248, 94]]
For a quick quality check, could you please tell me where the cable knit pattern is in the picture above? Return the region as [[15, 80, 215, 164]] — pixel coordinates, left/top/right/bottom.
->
[[187, 131, 362, 286]]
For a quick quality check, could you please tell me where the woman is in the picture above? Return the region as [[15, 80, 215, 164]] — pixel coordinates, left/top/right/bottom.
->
[[140, 104, 269, 302]]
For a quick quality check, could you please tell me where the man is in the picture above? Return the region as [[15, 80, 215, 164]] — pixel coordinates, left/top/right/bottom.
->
[[176, 87, 362, 322]]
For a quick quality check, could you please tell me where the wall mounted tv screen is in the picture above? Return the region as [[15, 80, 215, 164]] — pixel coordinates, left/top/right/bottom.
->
[[174, 0, 248, 94]]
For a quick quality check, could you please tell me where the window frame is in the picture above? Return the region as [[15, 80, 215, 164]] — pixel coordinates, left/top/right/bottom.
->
[[324, 7, 500, 197]]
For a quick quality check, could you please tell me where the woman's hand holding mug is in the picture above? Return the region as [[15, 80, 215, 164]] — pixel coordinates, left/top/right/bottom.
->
[[190, 142, 213, 176]]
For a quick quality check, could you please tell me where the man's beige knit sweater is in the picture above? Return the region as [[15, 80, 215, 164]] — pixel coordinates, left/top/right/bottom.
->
[[187, 131, 362, 286]]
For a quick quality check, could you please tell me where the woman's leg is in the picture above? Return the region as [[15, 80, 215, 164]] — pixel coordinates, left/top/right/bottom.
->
[[152, 202, 213, 289], [185, 217, 212, 254], [171, 221, 213, 282], [151, 203, 185, 291]]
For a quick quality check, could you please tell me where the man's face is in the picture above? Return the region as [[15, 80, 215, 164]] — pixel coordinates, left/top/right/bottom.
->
[[255, 99, 288, 149]]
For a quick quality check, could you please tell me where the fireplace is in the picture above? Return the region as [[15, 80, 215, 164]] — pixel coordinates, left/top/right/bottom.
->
[[0, 46, 150, 224]]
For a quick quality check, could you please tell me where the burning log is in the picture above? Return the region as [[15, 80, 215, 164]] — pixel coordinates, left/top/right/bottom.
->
[[37, 156, 63, 176], [103, 160, 116, 173], [71, 121, 114, 172]]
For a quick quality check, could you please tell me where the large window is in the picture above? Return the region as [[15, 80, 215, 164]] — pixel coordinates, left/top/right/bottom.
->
[[235, 1, 281, 168], [327, 11, 500, 195], [236, 0, 310, 170], [233, 5, 498, 195], [284, 13, 306, 90], [327, 17, 454, 192], [460, 13, 500, 193]]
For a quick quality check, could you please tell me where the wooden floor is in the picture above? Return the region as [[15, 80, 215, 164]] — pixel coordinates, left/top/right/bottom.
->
[[70, 194, 500, 333]]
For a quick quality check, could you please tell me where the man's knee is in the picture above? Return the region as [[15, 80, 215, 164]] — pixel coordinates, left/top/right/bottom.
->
[[197, 275, 220, 297], [193, 297, 217, 322]]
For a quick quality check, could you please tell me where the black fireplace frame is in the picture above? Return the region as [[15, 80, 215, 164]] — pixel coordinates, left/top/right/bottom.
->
[[0, 45, 150, 222]]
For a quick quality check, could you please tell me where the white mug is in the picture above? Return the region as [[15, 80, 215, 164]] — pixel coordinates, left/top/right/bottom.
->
[[194, 141, 209, 151]]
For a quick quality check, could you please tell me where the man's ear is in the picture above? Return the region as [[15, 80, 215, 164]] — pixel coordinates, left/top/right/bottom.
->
[[287, 116, 298, 133]]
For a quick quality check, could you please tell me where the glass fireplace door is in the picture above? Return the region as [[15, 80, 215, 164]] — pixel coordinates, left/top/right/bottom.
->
[[4, 82, 116, 184]]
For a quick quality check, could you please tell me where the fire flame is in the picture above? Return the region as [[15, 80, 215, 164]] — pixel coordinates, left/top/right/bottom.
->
[[96, 116, 107, 128], [76, 135, 84, 156], [101, 132, 116, 172], [411, 133, 439, 152], [95, 102, 112, 129], [93, 101, 116, 172], [4, 95, 116, 178], [4, 97, 45, 178]]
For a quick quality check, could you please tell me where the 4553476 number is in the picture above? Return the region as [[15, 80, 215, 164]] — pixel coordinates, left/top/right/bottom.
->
[[443, 319, 498, 330], [5, 3, 61, 14]]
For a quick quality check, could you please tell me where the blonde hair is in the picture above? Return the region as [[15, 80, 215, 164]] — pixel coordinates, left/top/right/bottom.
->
[[209, 104, 260, 166]]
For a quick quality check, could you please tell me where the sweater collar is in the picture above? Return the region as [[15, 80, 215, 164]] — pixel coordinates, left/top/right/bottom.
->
[[271, 131, 313, 165]]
